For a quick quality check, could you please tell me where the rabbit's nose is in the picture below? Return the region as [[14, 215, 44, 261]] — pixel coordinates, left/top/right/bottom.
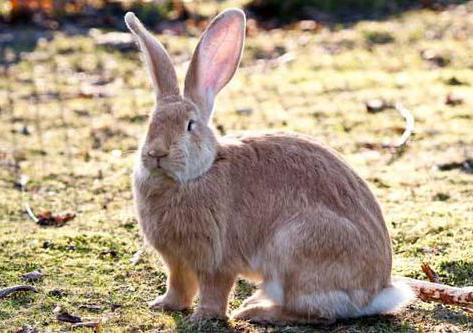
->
[[147, 150, 168, 159], [148, 149, 168, 158]]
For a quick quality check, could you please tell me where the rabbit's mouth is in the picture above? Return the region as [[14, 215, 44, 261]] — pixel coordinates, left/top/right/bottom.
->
[[141, 155, 163, 172], [141, 155, 179, 179]]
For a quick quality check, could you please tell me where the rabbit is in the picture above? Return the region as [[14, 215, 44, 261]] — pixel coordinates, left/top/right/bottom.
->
[[125, 8, 415, 325]]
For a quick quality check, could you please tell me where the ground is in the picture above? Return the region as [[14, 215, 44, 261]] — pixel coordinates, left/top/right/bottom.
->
[[0, 2, 472, 332]]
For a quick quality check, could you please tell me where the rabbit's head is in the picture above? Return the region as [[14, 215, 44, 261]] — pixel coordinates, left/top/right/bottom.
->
[[125, 10, 246, 183]]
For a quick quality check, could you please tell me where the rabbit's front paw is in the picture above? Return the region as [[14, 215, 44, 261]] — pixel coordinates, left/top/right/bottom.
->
[[148, 295, 190, 312]]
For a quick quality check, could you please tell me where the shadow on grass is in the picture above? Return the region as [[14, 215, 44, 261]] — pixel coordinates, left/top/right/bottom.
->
[[246, 0, 471, 25], [332, 314, 417, 333], [170, 314, 419, 333], [0, 25, 91, 65], [167, 271, 473, 332], [1, 0, 472, 64], [421, 304, 473, 327], [0, 28, 49, 65], [0, 294, 38, 318]]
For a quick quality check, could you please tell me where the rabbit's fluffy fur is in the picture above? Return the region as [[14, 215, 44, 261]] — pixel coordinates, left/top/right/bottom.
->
[[126, 9, 414, 325]]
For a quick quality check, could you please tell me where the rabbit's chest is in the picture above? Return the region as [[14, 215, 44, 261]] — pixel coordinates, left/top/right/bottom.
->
[[137, 194, 224, 266], [137, 199, 186, 247], [133, 165, 226, 268]]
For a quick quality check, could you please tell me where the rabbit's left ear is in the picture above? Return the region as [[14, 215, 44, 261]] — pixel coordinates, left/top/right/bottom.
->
[[184, 9, 246, 123], [125, 12, 180, 100]]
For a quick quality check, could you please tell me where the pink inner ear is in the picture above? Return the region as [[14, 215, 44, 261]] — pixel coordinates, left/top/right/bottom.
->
[[199, 15, 243, 94]]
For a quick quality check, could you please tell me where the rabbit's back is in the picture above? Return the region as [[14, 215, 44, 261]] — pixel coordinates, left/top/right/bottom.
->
[[217, 132, 386, 227]]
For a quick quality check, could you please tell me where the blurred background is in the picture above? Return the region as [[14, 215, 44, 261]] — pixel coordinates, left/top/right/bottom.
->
[[1, 1, 472, 332]]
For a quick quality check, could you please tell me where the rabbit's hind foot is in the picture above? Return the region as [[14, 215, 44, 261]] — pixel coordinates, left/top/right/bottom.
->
[[231, 303, 334, 326]]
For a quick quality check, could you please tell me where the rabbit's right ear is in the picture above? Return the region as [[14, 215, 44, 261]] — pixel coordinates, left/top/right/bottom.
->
[[184, 9, 246, 123], [125, 12, 179, 99]]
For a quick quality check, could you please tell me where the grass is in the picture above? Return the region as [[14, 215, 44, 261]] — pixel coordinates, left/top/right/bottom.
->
[[1, 2, 473, 332]]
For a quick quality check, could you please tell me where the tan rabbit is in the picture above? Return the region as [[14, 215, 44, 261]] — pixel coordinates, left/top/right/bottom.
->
[[125, 9, 416, 324]]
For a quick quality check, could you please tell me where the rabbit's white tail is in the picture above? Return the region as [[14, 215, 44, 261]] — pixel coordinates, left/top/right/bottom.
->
[[358, 280, 415, 316]]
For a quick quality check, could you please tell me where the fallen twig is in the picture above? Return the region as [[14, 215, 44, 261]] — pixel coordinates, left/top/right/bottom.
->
[[360, 102, 414, 152], [400, 277, 473, 307], [71, 321, 101, 331], [0, 285, 38, 298], [395, 264, 473, 312]]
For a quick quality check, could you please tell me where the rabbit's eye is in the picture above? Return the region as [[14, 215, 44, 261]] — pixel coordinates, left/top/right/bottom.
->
[[187, 120, 196, 132]]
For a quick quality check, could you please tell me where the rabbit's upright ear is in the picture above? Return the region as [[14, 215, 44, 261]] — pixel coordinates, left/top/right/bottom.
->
[[125, 12, 179, 99], [184, 9, 246, 123]]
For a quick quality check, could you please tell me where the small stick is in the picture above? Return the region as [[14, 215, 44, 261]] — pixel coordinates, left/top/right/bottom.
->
[[71, 321, 101, 330], [131, 246, 145, 265], [24, 203, 39, 223], [394, 103, 414, 148], [421, 262, 440, 283], [0, 285, 38, 298]]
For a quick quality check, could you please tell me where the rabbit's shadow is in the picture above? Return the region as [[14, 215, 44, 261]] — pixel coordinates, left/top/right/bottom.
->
[[170, 301, 472, 332]]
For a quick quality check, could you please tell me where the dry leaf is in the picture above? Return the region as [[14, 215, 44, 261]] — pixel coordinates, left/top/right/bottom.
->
[[445, 93, 463, 106], [36, 211, 76, 227]]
